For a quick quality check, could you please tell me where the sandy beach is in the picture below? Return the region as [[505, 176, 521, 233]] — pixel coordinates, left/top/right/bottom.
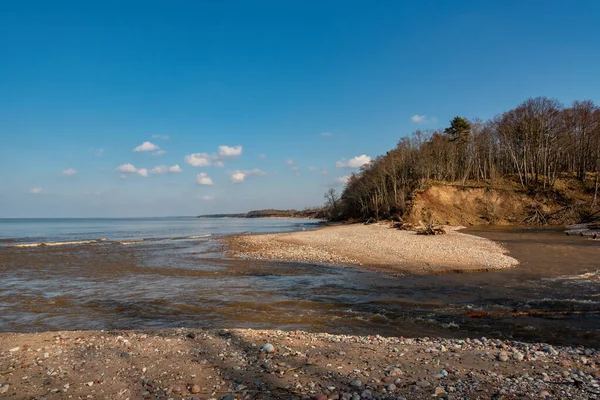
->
[[225, 224, 519, 275], [1, 328, 598, 400]]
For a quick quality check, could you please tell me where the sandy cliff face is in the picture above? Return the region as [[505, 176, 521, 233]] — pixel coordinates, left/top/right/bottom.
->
[[407, 181, 594, 226]]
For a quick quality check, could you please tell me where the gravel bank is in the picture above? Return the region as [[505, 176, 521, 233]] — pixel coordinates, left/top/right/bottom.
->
[[224, 224, 518, 275], [0, 329, 597, 400]]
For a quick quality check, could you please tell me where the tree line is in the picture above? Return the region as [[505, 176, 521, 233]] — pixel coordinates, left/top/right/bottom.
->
[[327, 97, 600, 221]]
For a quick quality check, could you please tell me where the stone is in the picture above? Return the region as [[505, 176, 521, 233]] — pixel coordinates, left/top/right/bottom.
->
[[0, 385, 9, 394], [513, 352, 524, 361], [434, 386, 447, 396], [191, 384, 201, 394], [350, 380, 362, 389], [315, 394, 327, 400], [186, 332, 197, 339], [539, 390, 551, 398], [498, 351, 509, 362], [220, 394, 235, 400], [389, 367, 403, 377], [386, 383, 396, 391], [262, 343, 275, 353], [416, 380, 431, 388], [360, 389, 372, 398]]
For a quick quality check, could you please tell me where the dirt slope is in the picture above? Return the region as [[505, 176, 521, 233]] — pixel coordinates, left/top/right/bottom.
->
[[407, 179, 595, 226]]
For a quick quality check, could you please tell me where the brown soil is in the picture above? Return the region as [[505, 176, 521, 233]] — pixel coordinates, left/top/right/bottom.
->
[[407, 178, 595, 227]]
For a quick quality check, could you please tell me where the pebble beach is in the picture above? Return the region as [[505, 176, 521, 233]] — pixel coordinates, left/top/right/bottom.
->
[[224, 223, 519, 275], [0, 328, 598, 400]]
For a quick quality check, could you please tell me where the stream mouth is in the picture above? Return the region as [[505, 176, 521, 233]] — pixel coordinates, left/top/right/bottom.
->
[[0, 221, 598, 347]]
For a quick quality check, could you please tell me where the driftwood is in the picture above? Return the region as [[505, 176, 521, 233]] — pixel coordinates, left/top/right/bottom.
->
[[416, 223, 447, 235], [392, 222, 415, 230], [565, 223, 600, 239], [466, 309, 600, 318]]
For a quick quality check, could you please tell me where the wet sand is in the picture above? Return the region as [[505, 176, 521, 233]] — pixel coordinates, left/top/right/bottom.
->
[[225, 223, 519, 275], [1, 328, 598, 400]]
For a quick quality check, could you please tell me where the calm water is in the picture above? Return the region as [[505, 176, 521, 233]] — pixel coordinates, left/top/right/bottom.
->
[[0, 219, 598, 347]]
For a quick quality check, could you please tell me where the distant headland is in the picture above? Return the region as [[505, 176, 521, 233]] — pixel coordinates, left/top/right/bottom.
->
[[197, 208, 326, 219]]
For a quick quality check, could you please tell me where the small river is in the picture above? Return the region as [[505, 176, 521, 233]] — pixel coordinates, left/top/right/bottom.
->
[[0, 218, 598, 347]]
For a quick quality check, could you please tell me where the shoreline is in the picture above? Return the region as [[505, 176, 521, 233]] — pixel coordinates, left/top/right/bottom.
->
[[224, 223, 519, 275], [0, 328, 597, 399]]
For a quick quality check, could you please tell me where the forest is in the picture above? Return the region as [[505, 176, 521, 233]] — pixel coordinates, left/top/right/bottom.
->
[[329, 97, 600, 222]]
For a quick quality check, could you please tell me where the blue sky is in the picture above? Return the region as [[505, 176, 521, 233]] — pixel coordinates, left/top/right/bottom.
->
[[1, 0, 599, 217]]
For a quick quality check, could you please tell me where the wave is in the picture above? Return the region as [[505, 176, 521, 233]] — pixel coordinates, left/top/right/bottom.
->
[[9, 240, 100, 248], [545, 270, 600, 282], [167, 234, 213, 240], [6, 234, 213, 248]]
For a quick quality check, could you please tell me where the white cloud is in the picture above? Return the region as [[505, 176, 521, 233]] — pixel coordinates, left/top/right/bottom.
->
[[411, 114, 438, 124], [115, 163, 150, 177], [308, 166, 316, 171], [133, 141, 160, 152], [116, 163, 138, 173], [151, 134, 170, 140], [151, 164, 183, 174], [196, 172, 214, 185], [321, 168, 328, 175], [320, 132, 333, 137], [29, 187, 43, 194], [335, 154, 372, 168], [285, 159, 300, 171], [62, 168, 77, 176], [153, 150, 166, 156], [230, 169, 266, 184], [218, 145, 243, 158], [201, 195, 214, 201], [185, 153, 213, 167], [90, 148, 104, 156], [334, 175, 351, 185], [258, 153, 266, 159], [185, 145, 243, 167]]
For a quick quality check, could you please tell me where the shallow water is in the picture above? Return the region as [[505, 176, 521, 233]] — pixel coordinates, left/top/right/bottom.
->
[[0, 219, 598, 347]]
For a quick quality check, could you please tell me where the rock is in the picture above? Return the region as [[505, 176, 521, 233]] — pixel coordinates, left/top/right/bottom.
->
[[389, 367, 403, 377], [0, 385, 9, 394], [350, 380, 362, 389], [513, 352, 524, 361], [315, 394, 327, 400], [9, 347, 19, 352], [360, 389, 372, 398], [416, 380, 431, 388], [190, 384, 201, 394], [386, 383, 396, 391], [186, 332, 197, 339], [434, 386, 447, 396], [539, 390, 551, 398], [498, 351, 509, 362], [220, 394, 235, 400], [262, 343, 275, 353]]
